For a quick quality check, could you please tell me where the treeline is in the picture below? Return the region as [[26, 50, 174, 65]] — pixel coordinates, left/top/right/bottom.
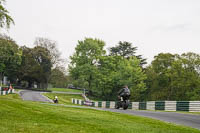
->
[[69, 38, 200, 101], [0, 35, 69, 89], [145, 53, 200, 101], [1, 36, 199, 101]]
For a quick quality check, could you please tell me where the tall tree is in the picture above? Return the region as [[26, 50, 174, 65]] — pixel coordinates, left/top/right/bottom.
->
[[17, 46, 40, 88], [95, 56, 146, 101], [109, 41, 147, 66], [49, 66, 70, 88], [17, 46, 52, 89], [145, 53, 176, 100], [69, 38, 106, 91], [0, 34, 22, 84], [34, 37, 62, 68], [31, 46, 52, 89]]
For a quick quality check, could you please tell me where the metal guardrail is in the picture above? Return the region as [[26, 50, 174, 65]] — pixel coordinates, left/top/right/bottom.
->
[[71, 98, 200, 112]]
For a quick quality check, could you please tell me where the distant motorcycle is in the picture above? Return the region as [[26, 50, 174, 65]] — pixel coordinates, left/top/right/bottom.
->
[[54, 96, 58, 103], [54, 99, 58, 103], [115, 95, 130, 110]]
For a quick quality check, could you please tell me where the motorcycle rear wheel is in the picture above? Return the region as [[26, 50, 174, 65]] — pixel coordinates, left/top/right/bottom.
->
[[123, 100, 129, 110]]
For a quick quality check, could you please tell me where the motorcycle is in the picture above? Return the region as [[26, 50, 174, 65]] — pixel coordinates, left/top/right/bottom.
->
[[115, 95, 130, 110], [53, 96, 58, 103], [53, 99, 58, 103]]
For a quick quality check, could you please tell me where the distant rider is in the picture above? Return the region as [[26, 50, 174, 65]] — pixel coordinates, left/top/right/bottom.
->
[[54, 96, 58, 103]]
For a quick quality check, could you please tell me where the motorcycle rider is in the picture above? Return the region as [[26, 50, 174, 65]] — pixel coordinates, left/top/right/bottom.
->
[[54, 96, 58, 103], [118, 85, 131, 101]]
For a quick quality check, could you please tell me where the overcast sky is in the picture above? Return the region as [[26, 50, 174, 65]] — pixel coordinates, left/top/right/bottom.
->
[[4, 0, 200, 64]]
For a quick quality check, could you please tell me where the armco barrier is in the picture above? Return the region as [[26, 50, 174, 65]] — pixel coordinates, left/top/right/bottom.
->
[[165, 101, 176, 111], [176, 101, 190, 111], [147, 101, 155, 110], [155, 101, 165, 110], [72, 98, 200, 112], [139, 102, 146, 110], [189, 101, 200, 112], [132, 102, 139, 110]]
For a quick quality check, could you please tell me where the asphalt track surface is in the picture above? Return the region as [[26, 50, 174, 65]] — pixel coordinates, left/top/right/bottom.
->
[[99, 108, 200, 130], [19, 90, 53, 103], [20, 90, 200, 130]]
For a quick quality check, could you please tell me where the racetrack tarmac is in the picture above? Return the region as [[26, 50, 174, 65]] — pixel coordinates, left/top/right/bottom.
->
[[99, 108, 200, 130], [19, 90, 53, 103]]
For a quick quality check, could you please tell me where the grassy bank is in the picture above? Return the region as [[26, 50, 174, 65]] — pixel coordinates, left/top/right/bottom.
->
[[48, 88, 83, 93], [0, 94, 200, 133]]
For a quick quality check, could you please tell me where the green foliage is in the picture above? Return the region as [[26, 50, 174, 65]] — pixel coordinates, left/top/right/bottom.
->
[[17, 45, 52, 89], [0, 0, 14, 29], [17, 46, 37, 86], [34, 37, 62, 68], [49, 67, 70, 88], [145, 52, 200, 101], [0, 35, 22, 82], [69, 38, 106, 90], [94, 56, 146, 100], [69, 38, 146, 101], [32, 46, 52, 88], [109, 41, 147, 66], [0, 36, 65, 89]]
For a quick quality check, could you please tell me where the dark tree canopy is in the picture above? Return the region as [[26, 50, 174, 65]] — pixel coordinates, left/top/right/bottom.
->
[[109, 41, 147, 66], [34, 37, 62, 68], [16, 45, 52, 89], [0, 34, 21, 82]]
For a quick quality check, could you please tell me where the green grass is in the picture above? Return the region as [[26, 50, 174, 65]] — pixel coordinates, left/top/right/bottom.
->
[[13, 89, 22, 92], [1, 94, 200, 133], [48, 88, 83, 93], [43, 93, 84, 105]]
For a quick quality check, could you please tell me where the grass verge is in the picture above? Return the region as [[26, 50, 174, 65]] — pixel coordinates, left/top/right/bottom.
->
[[48, 88, 83, 93]]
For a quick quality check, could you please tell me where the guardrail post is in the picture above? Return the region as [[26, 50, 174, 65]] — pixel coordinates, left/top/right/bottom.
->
[[147, 101, 155, 110], [139, 102, 147, 110], [189, 101, 200, 112], [110, 101, 116, 109], [176, 101, 189, 112], [165, 101, 176, 111], [132, 102, 139, 110], [98, 101, 102, 107], [155, 101, 165, 111]]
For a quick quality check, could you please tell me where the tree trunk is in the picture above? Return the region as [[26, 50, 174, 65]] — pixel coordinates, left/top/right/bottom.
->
[[0, 72, 3, 86], [17, 80, 21, 86], [28, 81, 33, 89]]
